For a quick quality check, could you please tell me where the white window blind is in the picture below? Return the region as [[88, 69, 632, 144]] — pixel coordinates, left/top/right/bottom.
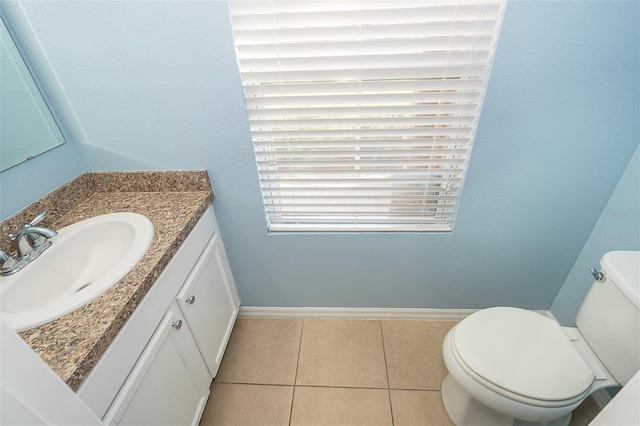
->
[[228, 0, 506, 232]]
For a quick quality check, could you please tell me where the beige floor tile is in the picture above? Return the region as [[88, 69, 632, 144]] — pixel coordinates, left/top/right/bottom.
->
[[291, 386, 393, 426], [382, 320, 457, 390], [390, 390, 455, 426], [215, 318, 302, 385], [199, 383, 293, 426], [296, 319, 388, 388]]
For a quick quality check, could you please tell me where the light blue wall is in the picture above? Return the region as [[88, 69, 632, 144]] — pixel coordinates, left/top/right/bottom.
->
[[0, 143, 84, 219], [1, 1, 638, 309], [551, 145, 640, 326]]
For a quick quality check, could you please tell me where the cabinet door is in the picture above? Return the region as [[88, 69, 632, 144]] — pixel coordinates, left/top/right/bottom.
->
[[177, 232, 239, 377], [106, 307, 209, 426]]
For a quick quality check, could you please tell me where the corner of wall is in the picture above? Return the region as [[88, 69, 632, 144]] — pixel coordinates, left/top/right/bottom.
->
[[550, 144, 640, 326]]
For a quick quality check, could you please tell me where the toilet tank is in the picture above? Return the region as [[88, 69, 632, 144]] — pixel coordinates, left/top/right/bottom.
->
[[576, 251, 640, 386]]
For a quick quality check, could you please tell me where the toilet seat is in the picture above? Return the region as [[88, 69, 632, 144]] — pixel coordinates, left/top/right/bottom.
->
[[450, 307, 594, 407]]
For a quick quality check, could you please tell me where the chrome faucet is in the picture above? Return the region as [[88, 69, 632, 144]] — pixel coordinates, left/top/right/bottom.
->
[[1, 212, 57, 276], [0, 249, 12, 264], [10, 212, 58, 257]]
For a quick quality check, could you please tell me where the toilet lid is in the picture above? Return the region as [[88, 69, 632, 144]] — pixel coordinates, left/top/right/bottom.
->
[[453, 307, 594, 402]]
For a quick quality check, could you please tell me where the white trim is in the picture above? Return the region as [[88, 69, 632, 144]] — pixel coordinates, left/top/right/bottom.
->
[[239, 306, 551, 321]]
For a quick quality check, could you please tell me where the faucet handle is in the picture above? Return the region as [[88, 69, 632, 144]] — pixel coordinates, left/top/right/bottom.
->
[[6, 213, 48, 239], [28, 212, 47, 227]]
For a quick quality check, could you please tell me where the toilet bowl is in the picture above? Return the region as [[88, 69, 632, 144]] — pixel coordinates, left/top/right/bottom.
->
[[442, 307, 595, 425], [441, 251, 640, 426]]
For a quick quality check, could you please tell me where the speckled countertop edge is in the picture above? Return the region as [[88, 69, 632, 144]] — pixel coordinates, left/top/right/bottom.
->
[[1, 171, 213, 390]]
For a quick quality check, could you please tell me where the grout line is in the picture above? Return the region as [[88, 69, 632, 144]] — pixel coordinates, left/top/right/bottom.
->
[[286, 384, 444, 392], [213, 380, 443, 393], [379, 320, 395, 426], [289, 319, 305, 426], [213, 381, 294, 387]]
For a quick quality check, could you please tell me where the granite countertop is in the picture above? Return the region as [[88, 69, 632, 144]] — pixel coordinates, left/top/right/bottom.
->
[[0, 171, 213, 391]]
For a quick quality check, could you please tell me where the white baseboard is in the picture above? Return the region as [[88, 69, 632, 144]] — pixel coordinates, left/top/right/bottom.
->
[[239, 306, 551, 321], [239, 306, 477, 320]]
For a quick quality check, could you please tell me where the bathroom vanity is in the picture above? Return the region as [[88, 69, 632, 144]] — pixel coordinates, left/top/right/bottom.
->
[[83, 205, 239, 425], [0, 171, 240, 425]]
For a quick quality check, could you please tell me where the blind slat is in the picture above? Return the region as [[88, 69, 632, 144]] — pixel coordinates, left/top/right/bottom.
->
[[245, 92, 482, 109], [265, 202, 457, 208], [264, 194, 458, 200], [268, 216, 455, 224], [250, 128, 474, 140], [243, 79, 484, 97], [269, 224, 453, 232], [236, 37, 494, 59], [239, 51, 491, 73], [247, 105, 479, 119], [232, 21, 501, 44], [250, 118, 476, 131], [239, 65, 488, 84], [229, 1, 502, 15], [263, 182, 458, 191], [230, 4, 502, 27], [256, 149, 467, 158], [257, 169, 465, 177], [254, 139, 471, 149]]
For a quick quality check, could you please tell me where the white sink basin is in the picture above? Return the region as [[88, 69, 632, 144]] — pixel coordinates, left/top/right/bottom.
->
[[0, 212, 154, 331]]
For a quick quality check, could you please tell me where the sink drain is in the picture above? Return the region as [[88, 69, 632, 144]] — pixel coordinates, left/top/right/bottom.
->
[[76, 283, 93, 292]]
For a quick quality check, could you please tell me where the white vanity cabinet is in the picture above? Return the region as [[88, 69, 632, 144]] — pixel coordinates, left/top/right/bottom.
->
[[176, 231, 237, 378], [78, 206, 240, 424], [106, 304, 209, 426]]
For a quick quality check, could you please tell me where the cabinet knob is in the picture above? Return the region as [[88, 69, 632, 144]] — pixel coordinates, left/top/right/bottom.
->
[[186, 295, 196, 304], [172, 320, 183, 329]]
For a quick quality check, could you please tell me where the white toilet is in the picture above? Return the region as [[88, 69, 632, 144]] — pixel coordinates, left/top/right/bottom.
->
[[441, 251, 640, 426]]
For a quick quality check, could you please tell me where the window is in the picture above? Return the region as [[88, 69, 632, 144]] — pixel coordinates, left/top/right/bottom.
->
[[228, 1, 506, 232]]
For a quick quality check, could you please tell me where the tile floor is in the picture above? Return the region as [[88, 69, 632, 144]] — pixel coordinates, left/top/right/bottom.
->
[[199, 318, 601, 426]]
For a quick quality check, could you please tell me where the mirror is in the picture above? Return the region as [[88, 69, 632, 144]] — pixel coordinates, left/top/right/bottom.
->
[[0, 14, 66, 171]]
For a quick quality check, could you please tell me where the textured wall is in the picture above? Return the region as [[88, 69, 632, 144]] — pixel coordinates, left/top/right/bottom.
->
[[1, 1, 638, 312]]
